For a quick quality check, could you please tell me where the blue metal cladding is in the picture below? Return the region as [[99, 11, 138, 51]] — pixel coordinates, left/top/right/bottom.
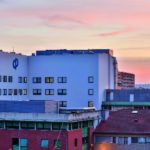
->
[[0, 101, 45, 113], [106, 89, 150, 102]]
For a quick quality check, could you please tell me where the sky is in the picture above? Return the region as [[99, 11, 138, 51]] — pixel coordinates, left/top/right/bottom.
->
[[0, 0, 150, 83]]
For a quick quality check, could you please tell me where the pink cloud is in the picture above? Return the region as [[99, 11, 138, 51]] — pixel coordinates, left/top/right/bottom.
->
[[96, 27, 135, 37]]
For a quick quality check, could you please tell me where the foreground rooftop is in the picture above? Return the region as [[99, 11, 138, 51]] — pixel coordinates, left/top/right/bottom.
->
[[95, 109, 150, 135]]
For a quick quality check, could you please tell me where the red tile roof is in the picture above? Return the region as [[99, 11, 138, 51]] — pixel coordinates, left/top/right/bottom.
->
[[95, 109, 150, 135]]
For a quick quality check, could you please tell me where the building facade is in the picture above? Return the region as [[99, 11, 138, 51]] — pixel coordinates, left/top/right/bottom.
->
[[0, 49, 117, 109], [0, 98, 101, 150], [117, 72, 135, 89]]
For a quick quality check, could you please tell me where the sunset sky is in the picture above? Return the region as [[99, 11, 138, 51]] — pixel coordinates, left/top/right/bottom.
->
[[0, 0, 150, 83]]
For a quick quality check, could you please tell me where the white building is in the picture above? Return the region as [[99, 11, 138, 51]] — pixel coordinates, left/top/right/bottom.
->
[[0, 49, 117, 109]]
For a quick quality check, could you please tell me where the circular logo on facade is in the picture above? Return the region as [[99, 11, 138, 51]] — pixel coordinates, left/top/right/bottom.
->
[[13, 58, 19, 70]]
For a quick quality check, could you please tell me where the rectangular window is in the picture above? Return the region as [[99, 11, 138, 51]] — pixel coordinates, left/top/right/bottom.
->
[[32, 77, 41, 83], [18, 77, 22, 83], [33, 89, 41, 95], [57, 77, 67, 83], [24, 77, 27, 83], [20, 138, 28, 147], [88, 89, 94, 95], [45, 77, 54, 83], [0, 76, 1, 82], [88, 76, 94, 83], [21, 122, 35, 129], [0, 89, 1, 95], [14, 89, 18, 95], [132, 137, 138, 143], [138, 137, 145, 144], [3, 89, 7, 95], [36, 122, 51, 130], [74, 138, 78, 147], [8, 76, 13, 82], [23, 89, 27, 95], [52, 123, 61, 130], [59, 101, 67, 107], [19, 89, 23, 95], [54, 140, 61, 149], [88, 101, 94, 107], [45, 89, 54, 95], [41, 139, 49, 148], [6, 121, 19, 129], [3, 76, 7, 82], [57, 89, 67, 95]]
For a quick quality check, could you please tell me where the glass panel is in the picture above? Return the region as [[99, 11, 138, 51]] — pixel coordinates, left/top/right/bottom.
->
[[41, 139, 49, 148], [20, 139, 28, 146]]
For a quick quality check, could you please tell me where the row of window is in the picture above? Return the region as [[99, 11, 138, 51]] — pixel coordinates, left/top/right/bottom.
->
[[33, 77, 67, 83], [0, 120, 94, 131], [32, 89, 94, 96], [12, 138, 63, 149], [113, 137, 150, 144], [0, 89, 27, 96], [33, 89, 67, 95], [32, 76, 94, 83], [0, 76, 94, 84], [12, 137, 77, 149], [0, 76, 27, 83]]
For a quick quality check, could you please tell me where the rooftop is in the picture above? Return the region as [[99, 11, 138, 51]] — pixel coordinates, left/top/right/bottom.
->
[[35, 49, 113, 56], [95, 109, 150, 135], [0, 111, 100, 122]]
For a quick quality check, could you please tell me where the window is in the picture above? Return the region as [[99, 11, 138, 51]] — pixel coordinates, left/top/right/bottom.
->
[[57, 89, 67, 95], [45, 89, 54, 95], [88, 89, 94, 95], [59, 101, 67, 107], [0, 121, 4, 128], [0, 89, 2, 95], [138, 137, 145, 144], [23, 89, 27, 95], [112, 137, 116, 143], [132, 137, 138, 143], [36, 122, 51, 130], [8, 76, 13, 82], [21, 122, 35, 129], [20, 138, 28, 148], [3, 89, 7, 95], [19, 89, 22, 95], [32, 77, 41, 83], [74, 138, 78, 147], [18, 77, 22, 83], [88, 101, 94, 107], [52, 123, 61, 130], [41, 139, 49, 148], [54, 140, 61, 149], [24, 77, 27, 83], [0, 76, 1, 82], [6, 121, 19, 129], [72, 123, 78, 129], [45, 77, 54, 83], [88, 76, 94, 83], [57, 77, 67, 83], [33, 89, 41, 95], [3, 76, 7, 82], [14, 89, 18, 95]]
